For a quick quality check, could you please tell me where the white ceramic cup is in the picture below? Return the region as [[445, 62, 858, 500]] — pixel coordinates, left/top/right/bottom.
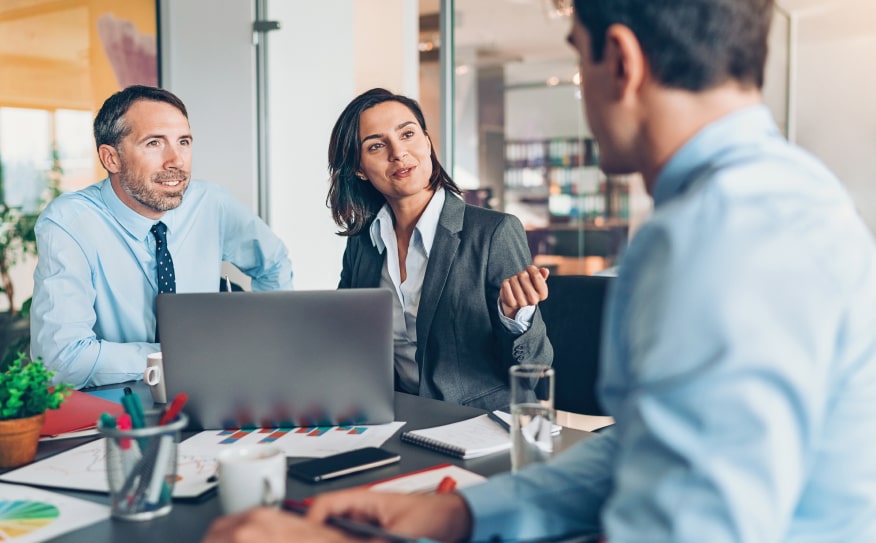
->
[[143, 352, 167, 404], [217, 446, 287, 515]]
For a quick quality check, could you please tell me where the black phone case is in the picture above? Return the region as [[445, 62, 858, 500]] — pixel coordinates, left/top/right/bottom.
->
[[287, 447, 401, 483]]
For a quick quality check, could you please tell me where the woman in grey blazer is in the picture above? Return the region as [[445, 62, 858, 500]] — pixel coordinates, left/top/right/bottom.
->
[[327, 88, 553, 411]]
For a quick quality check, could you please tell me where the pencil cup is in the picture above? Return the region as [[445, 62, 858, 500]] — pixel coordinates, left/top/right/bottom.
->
[[97, 410, 188, 521], [509, 364, 556, 472]]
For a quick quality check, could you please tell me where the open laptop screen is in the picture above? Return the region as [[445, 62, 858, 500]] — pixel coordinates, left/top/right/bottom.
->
[[157, 289, 394, 430]]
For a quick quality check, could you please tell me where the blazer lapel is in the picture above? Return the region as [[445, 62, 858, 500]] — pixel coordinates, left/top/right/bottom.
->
[[359, 238, 386, 288], [416, 195, 464, 353]]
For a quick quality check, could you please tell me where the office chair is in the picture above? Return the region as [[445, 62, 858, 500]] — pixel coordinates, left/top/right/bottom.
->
[[539, 274, 612, 416], [219, 277, 245, 292]]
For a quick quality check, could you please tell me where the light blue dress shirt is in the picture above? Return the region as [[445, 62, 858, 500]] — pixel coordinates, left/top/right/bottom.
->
[[31, 179, 293, 389], [462, 106, 876, 542], [369, 189, 535, 393]]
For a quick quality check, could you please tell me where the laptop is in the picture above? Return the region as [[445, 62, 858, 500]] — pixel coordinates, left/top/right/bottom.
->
[[157, 289, 394, 430]]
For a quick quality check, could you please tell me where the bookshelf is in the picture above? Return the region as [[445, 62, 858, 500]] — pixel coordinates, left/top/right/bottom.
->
[[504, 137, 631, 273]]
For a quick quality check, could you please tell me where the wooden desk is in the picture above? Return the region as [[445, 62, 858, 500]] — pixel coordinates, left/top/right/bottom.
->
[[11, 385, 594, 542]]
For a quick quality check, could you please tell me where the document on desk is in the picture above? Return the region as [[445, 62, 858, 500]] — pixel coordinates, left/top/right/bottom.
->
[[366, 464, 487, 494], [0, 482, 110, 542], [0, 439, 218, 499], [180, 421, 406, 458]]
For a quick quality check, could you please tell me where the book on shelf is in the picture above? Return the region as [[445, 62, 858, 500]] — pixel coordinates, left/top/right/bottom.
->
[[400, 414, 510, 459]]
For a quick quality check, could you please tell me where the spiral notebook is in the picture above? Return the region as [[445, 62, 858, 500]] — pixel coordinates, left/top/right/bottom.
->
[[400, 414, 511, 459]]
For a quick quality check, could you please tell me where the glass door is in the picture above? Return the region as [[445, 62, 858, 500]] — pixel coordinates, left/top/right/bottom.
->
[[428, 0, 646, 276]]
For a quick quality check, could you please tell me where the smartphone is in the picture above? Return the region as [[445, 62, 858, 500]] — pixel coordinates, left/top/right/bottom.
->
[[287, 447, 401, 483]]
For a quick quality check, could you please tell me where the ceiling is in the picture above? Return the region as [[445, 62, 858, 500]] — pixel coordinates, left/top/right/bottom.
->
[[420, 0, 876, 70], [420, 0, 574, 67]]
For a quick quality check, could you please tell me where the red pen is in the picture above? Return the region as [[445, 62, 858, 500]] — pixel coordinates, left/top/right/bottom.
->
[[158, 393, 188, 425], [436, 475, 457, 493]]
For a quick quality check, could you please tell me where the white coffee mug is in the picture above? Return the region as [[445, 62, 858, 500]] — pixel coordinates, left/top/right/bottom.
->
[[217, 446, 287, 515], [143, 352, 167, 404]]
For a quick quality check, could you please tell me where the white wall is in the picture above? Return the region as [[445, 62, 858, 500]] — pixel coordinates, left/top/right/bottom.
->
[[267, 1, 420, 290], [159, 0, 258, 210], [354, 0, 420, 97], [764, 1, 876, 231], [795, 34, 876, 232], [265, 1, 353, 290]]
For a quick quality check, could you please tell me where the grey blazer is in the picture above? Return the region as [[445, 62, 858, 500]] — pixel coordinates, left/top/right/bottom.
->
[[338, 194, 553, 410]]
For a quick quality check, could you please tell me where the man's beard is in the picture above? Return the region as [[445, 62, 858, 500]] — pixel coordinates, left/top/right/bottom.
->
[[119, 168, 189, 213]]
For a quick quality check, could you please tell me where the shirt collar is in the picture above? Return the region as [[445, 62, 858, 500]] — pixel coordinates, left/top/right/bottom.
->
[[651, 105, 779, 208], [100, 177, 171, 241], [369, 188, 446, 256]]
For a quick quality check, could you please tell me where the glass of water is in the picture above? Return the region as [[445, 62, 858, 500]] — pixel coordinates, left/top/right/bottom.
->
[[509, 364, 556, 472]]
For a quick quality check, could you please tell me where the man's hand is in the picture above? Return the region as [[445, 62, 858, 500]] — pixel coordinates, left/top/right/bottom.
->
[[201, 491, 473, 543], [500, 265, 550, 319], [201, 507, 353, 543], [308, 489, 473, 543]]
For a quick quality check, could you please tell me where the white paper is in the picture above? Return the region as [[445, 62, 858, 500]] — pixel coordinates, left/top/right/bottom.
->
[[0, 439, 218, 499], [0, 482, 110, 542], [180, 421, 406, 459], [368, 464, 487, 494]]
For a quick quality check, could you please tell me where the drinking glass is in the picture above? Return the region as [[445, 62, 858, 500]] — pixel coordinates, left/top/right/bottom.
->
[[509, 364, 556, 472]]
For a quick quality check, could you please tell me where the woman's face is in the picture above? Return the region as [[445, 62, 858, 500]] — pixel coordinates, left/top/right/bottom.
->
[[357, 100, 434, 203]]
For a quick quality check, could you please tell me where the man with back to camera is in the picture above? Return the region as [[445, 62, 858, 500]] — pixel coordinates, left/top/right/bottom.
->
[[202, 0, 876, 541], [31, 85, 293, 389]]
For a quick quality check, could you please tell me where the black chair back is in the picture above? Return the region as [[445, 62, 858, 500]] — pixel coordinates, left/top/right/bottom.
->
[[539, 274, 612, 416], [219, 277, 245, 292]]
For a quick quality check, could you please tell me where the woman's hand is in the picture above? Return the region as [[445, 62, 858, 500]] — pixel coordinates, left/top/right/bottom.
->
[[500, 265, 550, 319]]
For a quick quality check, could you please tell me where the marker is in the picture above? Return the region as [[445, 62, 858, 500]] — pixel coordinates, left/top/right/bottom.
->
[[122, 387, 146, 429], [435, 476, 457, 494], [99, 412, 117, 430], [117, 413, 133, 451], [122, 388, 149, 452], [159, 393, 189, 426], [116, 414, 142, 511], [145, 435, 174, 506]]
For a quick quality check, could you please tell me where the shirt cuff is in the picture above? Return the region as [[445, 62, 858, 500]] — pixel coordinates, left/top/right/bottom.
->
[[459, 472, 521, 542], [497, 299, 535, 335]]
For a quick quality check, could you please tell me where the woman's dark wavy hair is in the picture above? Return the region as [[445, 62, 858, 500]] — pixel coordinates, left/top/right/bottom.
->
[[327, 88, 461, 236], [574, 0, 773, 91]]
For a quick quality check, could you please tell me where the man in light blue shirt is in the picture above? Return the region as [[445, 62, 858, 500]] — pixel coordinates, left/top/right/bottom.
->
[[201, 1, 876, 542], [32, 86, 293, 389]]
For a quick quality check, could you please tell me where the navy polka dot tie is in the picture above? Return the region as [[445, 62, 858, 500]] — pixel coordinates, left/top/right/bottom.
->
[[151, 222, 175, 343], [151, 222, 176, 295]]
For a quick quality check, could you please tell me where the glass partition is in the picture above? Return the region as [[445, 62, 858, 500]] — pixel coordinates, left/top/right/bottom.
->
[[438, 0, 646, 276]]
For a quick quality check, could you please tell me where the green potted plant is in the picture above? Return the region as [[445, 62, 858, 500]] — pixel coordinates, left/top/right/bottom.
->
[[0, 352, 72, 468]]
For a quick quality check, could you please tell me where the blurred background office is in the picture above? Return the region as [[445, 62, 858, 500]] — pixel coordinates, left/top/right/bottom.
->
[[0, 0, 874, 312]]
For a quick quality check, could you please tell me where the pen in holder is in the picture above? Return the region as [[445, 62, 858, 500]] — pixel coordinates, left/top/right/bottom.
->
[[98, 409, 188, 521]]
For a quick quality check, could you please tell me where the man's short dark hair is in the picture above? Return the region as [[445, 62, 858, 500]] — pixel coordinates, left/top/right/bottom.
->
[[93, 85, 189, 150], [574, 0, 774, 91]]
